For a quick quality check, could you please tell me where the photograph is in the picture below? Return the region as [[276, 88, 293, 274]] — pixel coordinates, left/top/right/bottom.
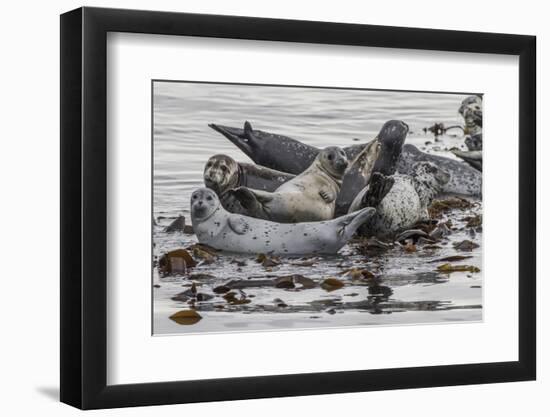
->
[[152, 81, 484, 335]]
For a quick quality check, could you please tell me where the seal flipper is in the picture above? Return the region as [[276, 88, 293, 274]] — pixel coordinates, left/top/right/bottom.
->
[[227, 215, 251, 235], [208, 123, 254, 157], [362, 173, 395, 208], [336, 207, 376, 239], [243, 120, 255, 140], [319, 188, 336, 203]]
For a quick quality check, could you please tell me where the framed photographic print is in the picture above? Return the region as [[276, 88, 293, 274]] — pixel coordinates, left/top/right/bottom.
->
[[60, 6, 536, 410]]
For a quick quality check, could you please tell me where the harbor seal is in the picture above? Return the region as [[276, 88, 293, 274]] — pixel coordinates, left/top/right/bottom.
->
[[459, 95, 482, 136], [209, 121, 365, 175], [349, 162, 451, 238], [228, 146, 348, 223], [450, 149, 482, 171], [397, 144, 481, 196], [336, 120, 408, 215], [203, 154, 294, 194], [210, 121, 480, 196], [190, 187, 376, 255]]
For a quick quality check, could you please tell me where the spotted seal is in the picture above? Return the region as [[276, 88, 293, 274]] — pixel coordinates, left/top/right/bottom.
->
[[397, 144, 481, 196], [335, 120, 408, 215], [227, 147, 348, 223], [190, 187, 376, 255], [349, 162, 451, 238]]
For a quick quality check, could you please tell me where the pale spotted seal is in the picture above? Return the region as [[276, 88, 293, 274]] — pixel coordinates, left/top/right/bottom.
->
[[190, 187, 376, 255]]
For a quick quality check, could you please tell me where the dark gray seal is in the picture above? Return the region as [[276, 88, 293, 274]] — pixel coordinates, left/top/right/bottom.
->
[[209, 121, 364, 175], [335, 120, 408, 215]]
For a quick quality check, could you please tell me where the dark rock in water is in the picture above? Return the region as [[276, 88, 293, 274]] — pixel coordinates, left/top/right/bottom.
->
[[464, 214, 482, 228], [437, 263, 480, 273], [429, 223, 452, 240], [395, 229, 434, 244], [223, 291, 251, 305], [431, 255, 473, 263], [163, 215, 185, 233], [187, 273, 216, 281], [230, 259, 247, 267], [453, 240, 480, 251], [183, 225, 194, 234], [196, 293, 215, 302], [275, 276, 295, 289], [169, 309, 202, 325], [256, 253, 281, 268], [171, 292, 190, 302], [158, 249, 197, 275], [213, 285, 231, 294], [321, 278, 345, 292]]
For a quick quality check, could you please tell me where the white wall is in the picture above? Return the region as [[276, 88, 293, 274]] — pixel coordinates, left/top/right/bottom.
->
[[0, 0, 545, 415]]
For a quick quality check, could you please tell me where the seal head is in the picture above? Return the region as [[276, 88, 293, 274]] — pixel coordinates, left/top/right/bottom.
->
[[203, 154, 240, 195], [317, 146, 349, 180], [190, 188, 221, 222], [370, 120, 409, 176]]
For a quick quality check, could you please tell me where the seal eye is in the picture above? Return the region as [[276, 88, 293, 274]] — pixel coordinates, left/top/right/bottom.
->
[[221, 165, 228, 172], [327, 154, 334, 161], [192, 195, 198, 199], [207, 196, 213, 201], [206, 162, 213, 168]]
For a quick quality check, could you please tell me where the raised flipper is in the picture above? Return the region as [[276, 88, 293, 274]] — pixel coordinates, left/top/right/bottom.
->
[[229, 187, 273, 210], [208, 123, 254, 157], [451, 150, 482, 172], [227, 215, 251, 235], [336, 207, 376, 239], [362, 173, 395, 208], [243, 120, 255, 140], [319, 188, 336, 203]]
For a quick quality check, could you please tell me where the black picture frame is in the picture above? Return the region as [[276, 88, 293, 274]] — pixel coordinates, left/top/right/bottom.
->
[[60, 6, 536, 410]]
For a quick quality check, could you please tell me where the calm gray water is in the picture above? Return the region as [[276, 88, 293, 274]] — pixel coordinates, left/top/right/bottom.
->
[[152, 81, 482, 335]]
